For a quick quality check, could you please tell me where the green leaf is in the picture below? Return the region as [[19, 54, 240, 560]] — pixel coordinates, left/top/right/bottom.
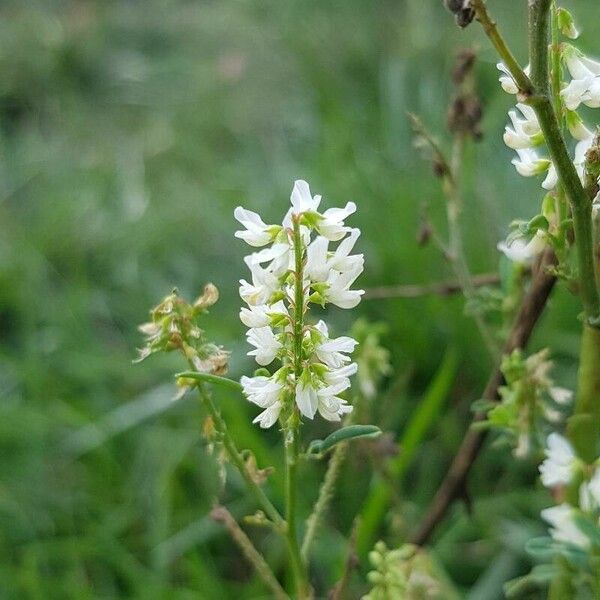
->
[[175, 371, 243, 392], [573, 513, 600, 546], [306, 425, 381, 456], [525, 536, 555, 560]]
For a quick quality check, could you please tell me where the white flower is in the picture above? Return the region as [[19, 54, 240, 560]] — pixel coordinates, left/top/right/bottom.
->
[[323, 263, 364, 309], [295, 379, 353, 421], [497, 230, 546, 264], [561, 47, 600, 110], [289, 179, 321, 215], [240, 300, 287, 328], [541, 504, 589, 548], [324, 362, 358, 388], [253, 402, 283, 428], [240, 374, 284, 428], [566, 111, 593, 141], [580, 468, 600, 513], [239, 256, 279, 306], [511, 148, 551, 178], [503, 104, 542, 150], [497, 62, 530, 94], [317, 202, 357, 240], [237, 179, 363, 426], [248, 243, 291, 277], [316, 383, 353, 421], [314, 320, 358, 369], [241, 375, 283, 408], [539, 433, 577, 488], [246, 326, 282, 365], [542, 163, 558, 190], [306, 229, 363, 283], [549, 386, 574, 405], [574, 135, 594, 183], [295, 380, 319, 419], [234, 207, 278, 247]]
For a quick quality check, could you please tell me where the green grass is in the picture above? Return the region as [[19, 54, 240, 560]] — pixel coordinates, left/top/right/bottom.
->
[[0, 0, 595, 597]]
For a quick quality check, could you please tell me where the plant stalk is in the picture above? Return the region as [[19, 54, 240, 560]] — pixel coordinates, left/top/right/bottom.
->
[[285, 216, 311, 599]]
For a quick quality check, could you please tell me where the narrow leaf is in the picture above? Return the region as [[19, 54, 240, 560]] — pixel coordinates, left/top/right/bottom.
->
[[307, 425, 381, 456], [175, 371, 243, 392]]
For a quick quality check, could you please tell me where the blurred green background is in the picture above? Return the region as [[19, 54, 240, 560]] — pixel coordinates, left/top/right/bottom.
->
[[0, 0, 596, 598]]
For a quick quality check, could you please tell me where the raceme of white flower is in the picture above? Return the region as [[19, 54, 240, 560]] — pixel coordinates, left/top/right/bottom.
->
[[235, 180, 364, 428], [539, 433, 578, 487], [538, 433, 600, 550], [498, 41, 600, 196], [541, 504, 589, 549]]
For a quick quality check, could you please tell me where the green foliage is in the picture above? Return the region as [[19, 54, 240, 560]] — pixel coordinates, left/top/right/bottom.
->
[[1, 0, 598, 597]]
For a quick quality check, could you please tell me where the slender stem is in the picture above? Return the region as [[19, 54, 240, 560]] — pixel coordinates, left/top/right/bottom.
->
[[198, 385, 285, 530], [470, 0, 600, 322], [363, 272, 501, 299], [526, 0, 600, 322], [470, 0, 533, 95], [550, 2, 563, 129], [301, 440, 348, 560], [211, 506, 290, 600], [285, 216, 310, 598], [446, 134, 499, 359]]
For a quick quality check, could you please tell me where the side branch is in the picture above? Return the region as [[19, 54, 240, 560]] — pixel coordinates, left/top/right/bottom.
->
[[364, 272, 500, 300], [410, 248, 557, 546]]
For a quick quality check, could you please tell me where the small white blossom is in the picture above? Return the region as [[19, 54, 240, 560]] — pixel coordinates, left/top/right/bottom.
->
[[549, 386, 574, 405], [539, 433, 578, 488], [579, 468, 600, 513], [241, 375, 283, 408], [324, 264, 365, 308], [314, 321, 358, 369], [288, 179, 322, 217], [497, 230, 546, 264], [239, 300, 287, 328], [317, 202, 357, 240], [246, 326, 282, 365], [561, 47, 600, 111], [306, 228, 363, 282], [239, 256, 279, 306], [234, 207, 278, 247], [503, 104, 542, 149], [541, 504, 589, 548], [511, 148, 551, 178], [497, 62, 530, 94]]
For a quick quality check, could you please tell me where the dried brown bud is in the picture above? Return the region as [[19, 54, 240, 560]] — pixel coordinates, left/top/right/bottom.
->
[[417, 220, 433, 247], [447, 94, 483, 140], [194, 282, 219, 312], [443, 0, 474, 28], [452, 49, 476, 85]]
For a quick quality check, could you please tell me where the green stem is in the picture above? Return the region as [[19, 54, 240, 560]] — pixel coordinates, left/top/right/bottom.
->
[[470, 0, 533, 95], [447, 134, 499, 360], [567, 325, 600, 461], [301, 440, 348, 561], [550, 2, 563, 129], [527, 0, 600, 323], [285, 216, 311, 598], [198, 385, 285, 529]]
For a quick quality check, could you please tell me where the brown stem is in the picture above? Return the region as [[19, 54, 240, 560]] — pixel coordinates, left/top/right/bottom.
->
[[211, 506, 290, 600], [410, 248, 557, 546]]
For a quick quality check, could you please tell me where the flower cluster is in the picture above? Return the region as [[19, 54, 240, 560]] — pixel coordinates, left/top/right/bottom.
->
[[496, 11, 600, 262], [135, 284, 230, 374], [363, 542, 445, 600], [235, 180, 364, 428], [475, 349, 573, 457], [538, 433, 600, 551]]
